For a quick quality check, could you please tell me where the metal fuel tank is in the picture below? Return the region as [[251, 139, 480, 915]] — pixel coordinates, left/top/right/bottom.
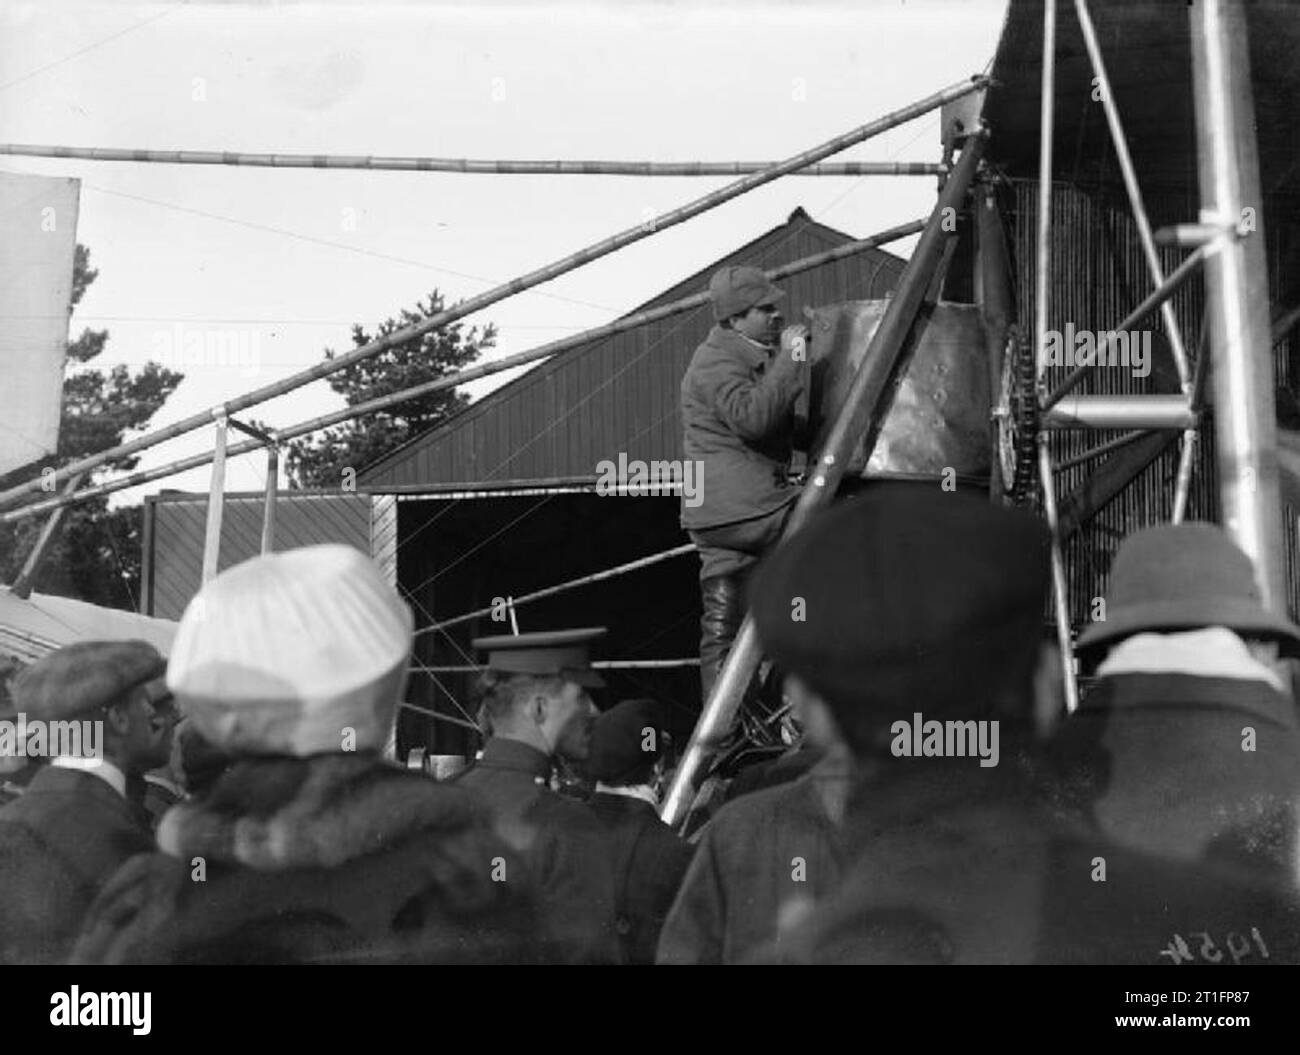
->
[[798, 299, 992, 485]]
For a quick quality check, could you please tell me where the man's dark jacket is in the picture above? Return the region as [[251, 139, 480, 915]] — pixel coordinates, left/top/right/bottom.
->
[[0, 765, 153, 964], [455, 737, 621, 963], [587, 790, 693, 964], [658, 765, 850, 964], [71, 753, 542, 965], [1043, 672, 1300, 879], [680, 324, 802, 530], [763, 752, 1300, 965]]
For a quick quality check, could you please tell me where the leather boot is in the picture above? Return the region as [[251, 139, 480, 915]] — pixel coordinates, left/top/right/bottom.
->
[[699, 572, 747, 703]]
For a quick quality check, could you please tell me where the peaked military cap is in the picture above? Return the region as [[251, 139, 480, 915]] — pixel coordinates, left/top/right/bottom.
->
[[473, 628, 607, 688]]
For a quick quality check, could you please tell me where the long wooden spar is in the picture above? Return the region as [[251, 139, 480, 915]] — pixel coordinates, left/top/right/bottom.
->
[[0, 145, 943, 177]]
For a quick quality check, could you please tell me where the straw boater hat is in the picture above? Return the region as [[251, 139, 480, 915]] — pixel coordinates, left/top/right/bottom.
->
[[1075, 523, 1300, 658], [167, 545, 413, 757]]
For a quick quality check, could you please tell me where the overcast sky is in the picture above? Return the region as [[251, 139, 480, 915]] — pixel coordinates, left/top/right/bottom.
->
[[0, 0, 1007, 505]]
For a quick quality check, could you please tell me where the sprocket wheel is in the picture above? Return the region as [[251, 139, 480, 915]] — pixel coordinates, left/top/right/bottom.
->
[[993, 325, 1039, 505]]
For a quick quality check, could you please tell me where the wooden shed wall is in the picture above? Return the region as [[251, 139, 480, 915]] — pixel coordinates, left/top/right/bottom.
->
[[144, 491, 383, 619]]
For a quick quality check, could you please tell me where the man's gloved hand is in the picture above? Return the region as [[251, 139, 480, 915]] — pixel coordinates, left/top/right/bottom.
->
[[778, 323, 810, 360]]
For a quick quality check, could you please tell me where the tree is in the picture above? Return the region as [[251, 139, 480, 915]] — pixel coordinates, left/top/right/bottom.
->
[[285, 291, 495, 488], [0, 244, 184, 609]]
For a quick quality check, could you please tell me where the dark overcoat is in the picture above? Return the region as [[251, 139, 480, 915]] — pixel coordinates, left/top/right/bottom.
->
[[763, 754, 1300, 965], [456, 737, 622, 963], [657, 767, 850, 964], [71, 753, 542, 965], [587, 791, 693, 964], [680, 324, 802, 531], [0, 765, 154, 964], [1044, 672, 1300, 878]]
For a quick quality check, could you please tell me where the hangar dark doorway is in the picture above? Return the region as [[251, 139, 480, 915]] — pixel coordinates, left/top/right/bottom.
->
[[395, 487, 701, 759]]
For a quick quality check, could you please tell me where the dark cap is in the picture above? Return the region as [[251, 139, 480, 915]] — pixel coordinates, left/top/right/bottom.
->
[[708, 265, 785, 322], [587, 698, 667, 784], [10, 640, 167, 722], [1075, 522, 1300, 658], [472, 627, 607, 688], [750, 486, 1050, 750]]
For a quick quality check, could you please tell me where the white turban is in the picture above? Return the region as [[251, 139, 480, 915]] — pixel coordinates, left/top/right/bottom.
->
[[167, 545, 413, 758]]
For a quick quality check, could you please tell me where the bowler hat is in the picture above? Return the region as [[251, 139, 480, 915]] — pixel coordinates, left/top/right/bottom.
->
[[1075, 523, 1300, 657], [708, 265, 784, 322]]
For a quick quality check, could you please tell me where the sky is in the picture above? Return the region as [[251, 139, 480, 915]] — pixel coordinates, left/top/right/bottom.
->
[[0, 0, 1009, 506]]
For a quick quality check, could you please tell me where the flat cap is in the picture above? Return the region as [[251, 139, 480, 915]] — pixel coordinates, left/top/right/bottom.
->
[[587, 698, 667, 784], [473, 628, 607, 688], [751, 485, 1050, 750], [168, 545, 413, 758], [708, 265, 784, 322], [10, 640, 166, 722]]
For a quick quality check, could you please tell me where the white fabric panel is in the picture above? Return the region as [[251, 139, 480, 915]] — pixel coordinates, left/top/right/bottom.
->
[[0, 172, 80, 475]]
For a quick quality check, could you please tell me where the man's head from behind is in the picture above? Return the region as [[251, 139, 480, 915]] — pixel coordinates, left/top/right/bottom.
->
[[475, 669, 597, 761], [167, 545, 413, 759], [751, 486, 1052, 759], [584, 698, 670, 788]]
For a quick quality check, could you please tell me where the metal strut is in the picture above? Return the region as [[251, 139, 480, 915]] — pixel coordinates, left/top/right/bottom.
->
[[1032, 0, 1079, 714], [1190, 0, 1288, 613]]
